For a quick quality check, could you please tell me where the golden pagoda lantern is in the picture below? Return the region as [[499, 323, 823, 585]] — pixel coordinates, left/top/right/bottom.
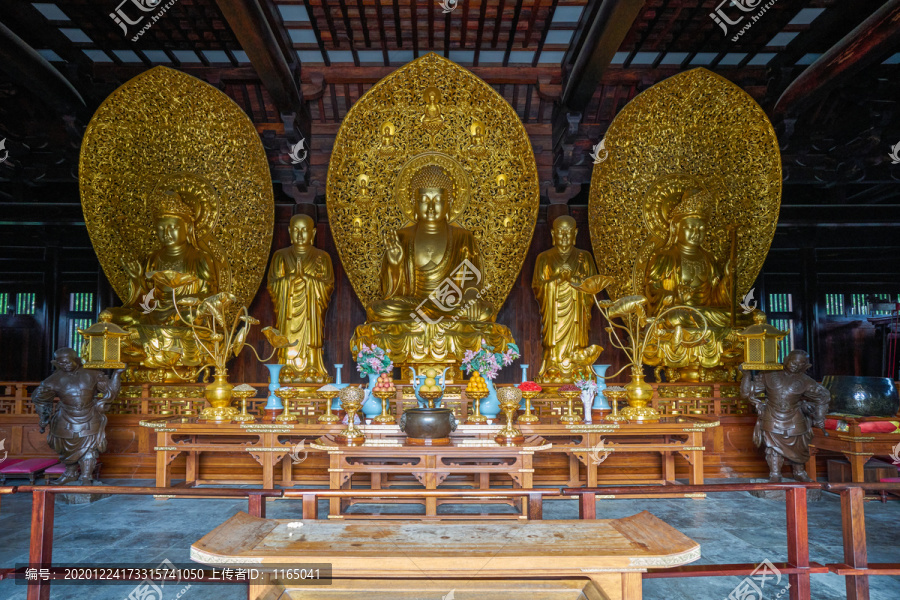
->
[[736, 312, 787, 371], [78, 314, 129, 369]]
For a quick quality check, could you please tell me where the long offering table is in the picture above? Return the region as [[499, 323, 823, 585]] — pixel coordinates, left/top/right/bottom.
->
[[191, 511, 701, 600], [141, 416, 718, 499]]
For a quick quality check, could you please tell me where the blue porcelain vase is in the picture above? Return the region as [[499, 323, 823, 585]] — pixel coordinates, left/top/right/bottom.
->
[[331, 364, 348, 411], [592, 364, 612, 412], [361, 372, 382, 420], [518, 364, 529, 408], [480, 377, 500, 420], [264, 364, 285, 411]]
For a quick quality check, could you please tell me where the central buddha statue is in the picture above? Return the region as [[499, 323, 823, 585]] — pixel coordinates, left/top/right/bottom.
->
[[367, 164, 494, 323]]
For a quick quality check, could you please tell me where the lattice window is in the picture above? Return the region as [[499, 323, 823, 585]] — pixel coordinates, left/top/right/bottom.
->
[[0, 293, 8, 315], [770, 318, 795, 362], [15, 292, 36, 315], [825, 293, 845, 316], [66, 292, 96, 353], [767, 292, 796, 360]]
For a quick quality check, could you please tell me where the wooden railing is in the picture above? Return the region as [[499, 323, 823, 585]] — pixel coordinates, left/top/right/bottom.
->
[[0, 482, 896, 600]]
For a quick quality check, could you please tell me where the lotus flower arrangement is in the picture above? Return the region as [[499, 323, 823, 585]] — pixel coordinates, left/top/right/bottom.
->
[[572, 275, 711, 422], [170, 290, 296, 420]]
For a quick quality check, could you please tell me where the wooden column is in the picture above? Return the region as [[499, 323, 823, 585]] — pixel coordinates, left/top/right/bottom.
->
[[785, 487, 811, 600], [28, 489, 55, 600]]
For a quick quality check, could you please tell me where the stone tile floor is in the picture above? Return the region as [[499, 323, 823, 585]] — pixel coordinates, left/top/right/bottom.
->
[[0, 478, 898, 599]]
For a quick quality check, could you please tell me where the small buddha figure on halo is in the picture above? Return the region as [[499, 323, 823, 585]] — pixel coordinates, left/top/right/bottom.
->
[[533, 216, 602, 383], [379, 122, 397, 157], [268, 214, 335, 383], [420, 87, 444, 131], [367, 164, 494, 324]]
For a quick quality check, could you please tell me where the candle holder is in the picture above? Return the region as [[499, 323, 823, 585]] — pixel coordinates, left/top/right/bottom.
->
[[605, 387, 629, 423], [495, 387, 525, 445], [336, 386, 366, 445], [557, 388, 582, 424], [518, 389, 541, 424], [231, 385, 257, 423], [372, 388, 396, 424], [274, 387, 300, 424]]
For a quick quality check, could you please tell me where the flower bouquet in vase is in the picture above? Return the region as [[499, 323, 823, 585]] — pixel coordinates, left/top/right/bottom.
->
[[355, 344, 393, 421], [461, 341, 520, 420]]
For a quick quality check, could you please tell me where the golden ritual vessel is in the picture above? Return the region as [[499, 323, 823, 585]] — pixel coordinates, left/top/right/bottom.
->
[[588, 68, 781, 383], [80, 66, 274, 383], [328, 53, 538, 376]]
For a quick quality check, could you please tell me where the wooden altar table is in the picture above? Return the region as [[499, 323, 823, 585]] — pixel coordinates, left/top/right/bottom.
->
[[140, 416, 717, 498], [459, 417, 718, 496], [310, 436, 553, 519], [139, 417, 341, 493], [191, 510, 701, 600]]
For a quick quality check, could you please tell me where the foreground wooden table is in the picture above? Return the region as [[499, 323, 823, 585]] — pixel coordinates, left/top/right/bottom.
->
[[191, 511, 700, 600]]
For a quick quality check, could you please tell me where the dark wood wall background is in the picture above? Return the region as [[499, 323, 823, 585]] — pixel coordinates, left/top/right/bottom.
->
[[2, 184, 898, 383]]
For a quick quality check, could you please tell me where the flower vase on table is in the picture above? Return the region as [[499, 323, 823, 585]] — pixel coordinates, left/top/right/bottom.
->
[[461, 341, 520, 422], [354, 344, 393, 422], [263, 364, 285, 420], [591, 364, 612, 420]]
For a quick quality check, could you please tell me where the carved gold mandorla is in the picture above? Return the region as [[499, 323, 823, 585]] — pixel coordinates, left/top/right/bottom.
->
[[80, 66, 274, 383], [587, 68, 781, 382], [327, 53, 538, 371]]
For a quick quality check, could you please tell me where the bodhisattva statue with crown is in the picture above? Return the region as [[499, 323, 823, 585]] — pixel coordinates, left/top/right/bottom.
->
[[588, 68, 782, 384], [101, 173, 226, 380], [640, 181, 753, 382], [80, 66, 275, 383]]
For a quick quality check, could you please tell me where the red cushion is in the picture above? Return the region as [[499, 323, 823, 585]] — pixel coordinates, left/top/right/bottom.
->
[[859, 421, 900, 433], [0, 458, 59, 474], [880, 478, 900, 483], [0, 458, 22, 470], [43, 463, 66, 474]]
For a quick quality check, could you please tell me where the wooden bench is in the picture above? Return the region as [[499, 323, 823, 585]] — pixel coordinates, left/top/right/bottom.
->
[[0, 458, 58, 485]]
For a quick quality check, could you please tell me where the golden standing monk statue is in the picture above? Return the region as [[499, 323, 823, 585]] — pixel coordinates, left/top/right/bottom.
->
[[267, 215, 335, 383], [533, 216, 602, 383], [368, 164, 494, 324]]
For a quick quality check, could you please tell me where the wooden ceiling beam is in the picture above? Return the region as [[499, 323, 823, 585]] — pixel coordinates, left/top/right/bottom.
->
[[214, 0, 305, 118], [0, 21, 85, 116], [773, 0, 900, 118]]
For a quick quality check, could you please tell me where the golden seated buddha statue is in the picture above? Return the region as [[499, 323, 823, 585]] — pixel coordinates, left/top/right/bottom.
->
[[352, 162, 514, 375], [327, 53, 540, 377]]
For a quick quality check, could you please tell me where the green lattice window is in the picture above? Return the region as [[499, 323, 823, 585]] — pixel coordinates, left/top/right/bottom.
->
[[825, 294, 845, 316], [0, 293, 8, 315], [15, 292, 36, 315], [66, 293, 96, 353], [770, 318, 794, 363]]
